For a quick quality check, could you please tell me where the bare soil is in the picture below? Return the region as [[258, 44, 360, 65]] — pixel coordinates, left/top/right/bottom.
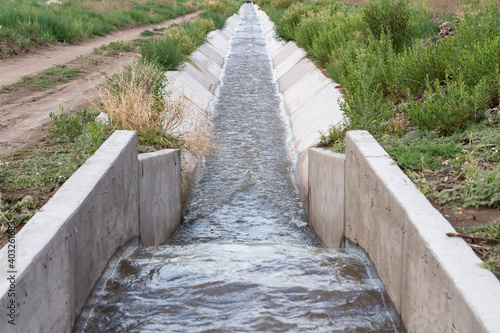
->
[[0, 11, 200, 155]]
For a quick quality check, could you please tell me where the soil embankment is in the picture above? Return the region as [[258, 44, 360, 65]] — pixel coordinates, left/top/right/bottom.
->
[[0, 11, 200, 155]]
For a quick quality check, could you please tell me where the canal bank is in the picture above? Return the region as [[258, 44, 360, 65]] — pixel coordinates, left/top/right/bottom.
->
[[0, 3, 498, 332]]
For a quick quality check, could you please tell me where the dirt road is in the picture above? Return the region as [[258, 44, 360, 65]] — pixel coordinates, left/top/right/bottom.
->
[[0, 11, 200, 155]]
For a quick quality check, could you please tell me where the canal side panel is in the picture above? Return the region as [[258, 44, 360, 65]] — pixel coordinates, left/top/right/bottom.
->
[[308, 148, 345, 248], [139, 149, 182, 246], [0, 131, 140, 333], [344, 130, 500, 333]]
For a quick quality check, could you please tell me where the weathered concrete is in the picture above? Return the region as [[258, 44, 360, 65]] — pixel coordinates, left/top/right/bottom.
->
[[308, 148, 344, 248], [0, 131, 140, 333], [182, 61, 219, 93], [139, 150, 182, 246], [343, 131, 500, 333]]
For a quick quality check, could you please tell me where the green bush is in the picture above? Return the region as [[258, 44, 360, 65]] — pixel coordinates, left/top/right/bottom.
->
[[199, 11, 226, 30], [405, 76, 490, 135], [140, 36, 185, 70], [49, 108, 97, 143], [362, 0, 412, 51], [271, 0, 296, 10], [207, 0, 242, 18]]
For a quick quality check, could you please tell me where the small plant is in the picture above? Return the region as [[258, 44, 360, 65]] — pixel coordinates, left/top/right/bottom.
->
[[458, 219, 500, 278], [198, 11, 226, 30], [140, 30, 157, 37], [49, 107, 98, 143]]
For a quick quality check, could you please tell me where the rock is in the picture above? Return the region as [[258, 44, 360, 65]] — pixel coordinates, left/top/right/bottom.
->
[[21, 195, 35, 208], [440, 166, 453, 174], [95, 112, 110, 125], [441, 189, 455, 194]]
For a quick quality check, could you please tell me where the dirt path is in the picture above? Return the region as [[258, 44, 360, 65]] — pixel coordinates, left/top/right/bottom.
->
[[0, 11, 201, 155]]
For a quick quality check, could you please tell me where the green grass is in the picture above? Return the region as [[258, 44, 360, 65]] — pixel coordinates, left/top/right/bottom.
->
[[93, 40, 138, 56], [0, 0, 200, 59], [457, 219, 500, 278], [0, 108, 105, 234], [11, 65, 84, 91], [138, 6, 240, 70]]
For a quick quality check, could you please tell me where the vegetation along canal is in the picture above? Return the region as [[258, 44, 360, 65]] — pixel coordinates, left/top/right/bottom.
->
[[76, 4, 400, 332]]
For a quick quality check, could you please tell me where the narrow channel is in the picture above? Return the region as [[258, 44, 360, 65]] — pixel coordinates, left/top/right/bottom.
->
[[76, 4, 400, 332]]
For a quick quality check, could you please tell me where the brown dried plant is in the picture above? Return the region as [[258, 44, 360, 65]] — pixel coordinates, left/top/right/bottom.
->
[[93, 61, 217, 156]]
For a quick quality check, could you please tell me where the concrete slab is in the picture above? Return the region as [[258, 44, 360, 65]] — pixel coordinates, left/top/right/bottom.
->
[[279, 58, 329, 94], [168, 71, 214, 111], [139, 149, 182, 246], [288, 85, 344, 154], [0, 131, 140, 332], [282, 69, 331, 114], [344, 130, 500, 333], [275, 48, 314, 81], [183, 61, 220, 93], [308, 149, 345, 248], [207, 32, 231, 57], [189, 49, 223, 80], [197, 43, 225, 68], [273, 42, 306, 70], [269, 42, 293, 66]]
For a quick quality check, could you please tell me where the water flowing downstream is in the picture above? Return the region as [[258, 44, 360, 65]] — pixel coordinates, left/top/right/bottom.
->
[[76, 5, 400, 332]]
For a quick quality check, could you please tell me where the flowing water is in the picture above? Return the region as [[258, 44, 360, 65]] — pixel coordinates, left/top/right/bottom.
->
[[76, 4, 400, 332]]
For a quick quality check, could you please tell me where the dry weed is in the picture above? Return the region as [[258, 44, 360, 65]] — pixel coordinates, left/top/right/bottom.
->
[[93, 61, 217, 156]]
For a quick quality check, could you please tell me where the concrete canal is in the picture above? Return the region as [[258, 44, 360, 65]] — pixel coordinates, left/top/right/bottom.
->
[[75, 4, 400, 332]]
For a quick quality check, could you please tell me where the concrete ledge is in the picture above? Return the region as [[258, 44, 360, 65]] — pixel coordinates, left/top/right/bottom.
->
[[0, 131, 140, 332], [344, 130, 500, 332], [308, 148, 344, 248], [139, 150, 182, 246]]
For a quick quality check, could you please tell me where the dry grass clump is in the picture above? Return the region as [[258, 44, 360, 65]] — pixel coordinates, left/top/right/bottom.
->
[[80, 1, 135, 13], [94, 61, 217, 156]]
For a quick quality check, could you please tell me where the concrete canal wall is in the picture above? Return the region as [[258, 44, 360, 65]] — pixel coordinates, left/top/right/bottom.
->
[[256, 8, 344, 210], [0, 9, 242, 331], [308, 134, 500, 333], [257, 6, 500, 333], [0, 132, 182, 332]]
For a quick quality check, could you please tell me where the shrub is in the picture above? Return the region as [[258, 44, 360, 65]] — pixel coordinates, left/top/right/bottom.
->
[[271, 0, 296, 10], [405, 76, 490, 135], [140, 36, 185, 70], [362, 0, 412, 51], [198, 11, 226, 30]]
